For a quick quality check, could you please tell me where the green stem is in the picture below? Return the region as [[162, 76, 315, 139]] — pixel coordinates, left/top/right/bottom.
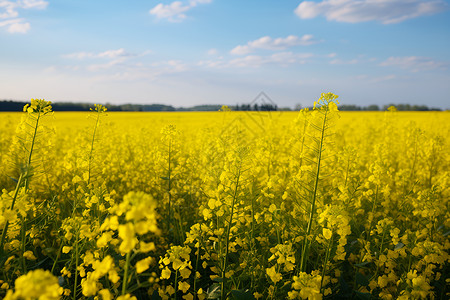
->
[[366, 186, 379, 241], [122, 251, 131, 295], [1, 110, 41, 254], [193, 244, 201, 299], [24, 110, 41, 190], [300, 109, 328, 272], [221, 169, 241, 300], [0, 174, 24, 254], [321, 234, 333, 291], [250, 192, 256, 290], [51, 243, 65, 274], [88, 110, 101, 186], [167, 140, 172, 233], [73, 232, 80, 300], [174, 269, 178, 300], [20, 217, 27, 273], [373, 230, 386, 280]]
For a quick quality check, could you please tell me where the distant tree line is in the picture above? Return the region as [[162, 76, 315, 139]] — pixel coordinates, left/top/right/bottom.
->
[[0, 100, 443, 112], [232, 103, 278, 111], [0, 100, 179, 112], [336, 104, 442, 111]]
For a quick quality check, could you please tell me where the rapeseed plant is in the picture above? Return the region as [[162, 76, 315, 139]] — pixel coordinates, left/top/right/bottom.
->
[[0, 95, 448, 299]]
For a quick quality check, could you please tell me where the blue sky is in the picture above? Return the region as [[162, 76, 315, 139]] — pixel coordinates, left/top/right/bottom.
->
[[1, 0, 449, 108]]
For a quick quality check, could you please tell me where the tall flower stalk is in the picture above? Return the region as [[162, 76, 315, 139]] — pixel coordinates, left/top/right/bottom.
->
[[296, 93, 340, 272], [0, 99, 53, 255]]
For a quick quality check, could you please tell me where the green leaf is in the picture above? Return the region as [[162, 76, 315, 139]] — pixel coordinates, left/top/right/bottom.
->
[[231, 290, 255, 300], [354, 261, 371, 268], [212, 277, 224, 282], [150, 290, 163, 300], [355, 272, 370, 287], [395, 242, 404, 250], [355, 291, 372, 300], [207, 283, 221, 299]]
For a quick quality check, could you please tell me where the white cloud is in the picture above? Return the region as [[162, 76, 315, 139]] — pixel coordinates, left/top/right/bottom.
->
[[295, 0, 448, 24], [0, 2, 18, 19], [98, 48, 132, 59], [87, 60, 189, 82], [189, 0, 212, 5], [7, 19, 28, 32], [0, 0, 47, 33], [380, 56, 448, 72], [61, 49, 152, 74], [150, 0, 212, 22], [329, 58, 358, 65], [207, 48, 218, 56], [62, 48, 135, 60], [231, 34, 320, 55], [208, 52, 313, 68], [18, 0, 48, 9], [0, 17, 29, 33], [372, 74, 397, 82], [59, 49, 187, 81]]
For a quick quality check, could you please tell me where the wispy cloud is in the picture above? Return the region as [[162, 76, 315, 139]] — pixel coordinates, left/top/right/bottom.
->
[[150, 0, 212, 22], [380, 56, 448, 72], [207, 48, 218, 56], [199, 51, 314, 68], [372, 74, 397, 83], [0, 18, 29, 33], [295, 0, 448, 24], [57, 48, 186, 81], [329, 58, 359, 65], [231, 35, 320, 55], [62, 48, 137, 60], [229, 52, 313, 68], [90, 60, 189, 82], [0, 0, 48, 33]]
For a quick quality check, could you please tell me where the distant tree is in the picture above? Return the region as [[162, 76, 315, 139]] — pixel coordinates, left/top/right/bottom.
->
[[0, 100, 442, 112], [0, 100, 27, 111], [339, 105, 362, 111], [365, 104, 380, 111], [294, 104, 302, 111]]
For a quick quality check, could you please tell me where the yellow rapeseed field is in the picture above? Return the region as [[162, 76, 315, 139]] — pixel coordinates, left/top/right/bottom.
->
[[0, 95, 449, 300]]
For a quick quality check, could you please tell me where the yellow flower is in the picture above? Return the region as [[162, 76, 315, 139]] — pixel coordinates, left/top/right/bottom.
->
[[202, 208, 212, 220], [161, 267, 171, 279], [179, 266, 192, 279], [266, 266, 282, 284], [117, 294, 137, 300], [183, 293, 194, 300], [178, 281, 190, 293], [99, 289, 113, 300], [81, 275, 98, 297], [140, 241, 156, 252], [108, 270, 120, 284], [136, 257, 153, 274], [119, 223, 137, 254], [269, 204, 277, 213], [291, 272, 322, 300], [323, 228, 332, 240], [93, 255, 114, 277], [23, 250, 37, 260], [62, 246, 72, 254], [97, 231, 113, 248], [166, 285, 175, 296], [7, 269, 61, 299]]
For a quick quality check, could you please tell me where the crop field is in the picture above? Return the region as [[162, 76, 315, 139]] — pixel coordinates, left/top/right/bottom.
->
[[0, 95, 449, 300]]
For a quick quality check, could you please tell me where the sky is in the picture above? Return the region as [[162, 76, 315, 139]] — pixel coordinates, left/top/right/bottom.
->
[[0, 0, 449, 109]]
